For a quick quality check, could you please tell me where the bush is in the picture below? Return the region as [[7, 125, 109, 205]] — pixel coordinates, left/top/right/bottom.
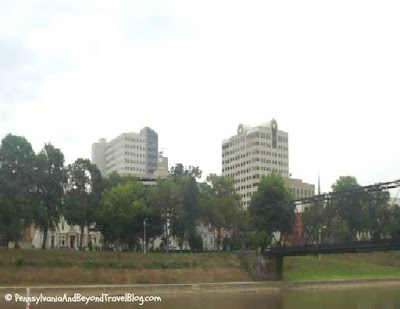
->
[[245, 231, 271, 249], [84, 259, 101, 268], [14, 255, 24, 267]]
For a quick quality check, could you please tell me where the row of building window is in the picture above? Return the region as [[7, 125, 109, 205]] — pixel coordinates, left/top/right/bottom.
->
[[278, 136, 288, 143], [240, 191, 253, 198], [124, 151, 145, 157], [124, 159, 145, 165], [291, 188, 313, 197], [223, 145, 288, 157], [223, 151, 288, 163], [124, 137, 145, 143], [224, 133, 288, 148], [124, 166, 145, 172], [223, 160, 288, 171], [224, 167, 288, 179], [236, 183, 258, 192], [125, 144, 145, 151]]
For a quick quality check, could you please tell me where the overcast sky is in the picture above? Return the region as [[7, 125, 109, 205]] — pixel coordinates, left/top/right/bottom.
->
[[1, 0, 399, 195]]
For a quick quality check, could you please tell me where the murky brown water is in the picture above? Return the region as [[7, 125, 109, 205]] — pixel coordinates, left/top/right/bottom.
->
[[1, 287, 400, 308]]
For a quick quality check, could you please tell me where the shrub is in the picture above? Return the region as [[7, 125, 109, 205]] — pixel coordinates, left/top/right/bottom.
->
[[14, 255, 24, 267], [84, 259, 101, 268]]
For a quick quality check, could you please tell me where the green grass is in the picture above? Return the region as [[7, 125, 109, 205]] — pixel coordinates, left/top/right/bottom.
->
[[2, 249, 400, 283], [284, 252, 400, 281], [0, 250, 250, 285], [0, 249, 240, 269]]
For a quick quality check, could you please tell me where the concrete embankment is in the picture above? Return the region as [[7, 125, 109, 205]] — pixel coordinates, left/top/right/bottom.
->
[[1, 278, 400, 297]]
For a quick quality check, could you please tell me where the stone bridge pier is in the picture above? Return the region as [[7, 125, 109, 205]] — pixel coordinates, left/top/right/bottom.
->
[[241, 250, 284, 281]]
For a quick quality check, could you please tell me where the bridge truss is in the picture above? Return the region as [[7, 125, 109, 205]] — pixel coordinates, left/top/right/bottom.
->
[[287, 179, 400, 247]]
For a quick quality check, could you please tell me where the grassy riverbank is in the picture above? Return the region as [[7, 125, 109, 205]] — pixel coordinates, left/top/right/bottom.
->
[[284, 252, 400, 281], [0, 250, 250, 285], [1, 250, 400, 285]]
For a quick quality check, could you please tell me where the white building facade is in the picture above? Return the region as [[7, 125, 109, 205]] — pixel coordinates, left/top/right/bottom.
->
[[92, 127, 159, 178], [222, 119, 290, 207], [31, 217, 103, 250]]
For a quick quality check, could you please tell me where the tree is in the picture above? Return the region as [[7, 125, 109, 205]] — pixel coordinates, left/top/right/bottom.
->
[[169, 164, 201, 181], [365, 188, 391, 240], [302, 199, 327, 244], [169, 164, 202, 250], [388, 203, 400, 241], [331, 176, 364, 240], [35, 144, 66, 249], [249, 173, 295, 247], [64, 158, 103, 250], [98, 180, 155, 249], [0, 134, 36, 248], [104, 171, 140, 190], [147, 178, 183, 252], [200, 174, 242, 249]]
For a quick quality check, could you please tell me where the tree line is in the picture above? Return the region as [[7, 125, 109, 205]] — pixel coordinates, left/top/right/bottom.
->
[[1, 133, 398, 251], [302, 176, 400, 243], [0, 134, 244, 250]]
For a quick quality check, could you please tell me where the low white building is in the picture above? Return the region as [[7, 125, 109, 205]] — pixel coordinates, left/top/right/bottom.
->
[[31, 217, 103, 250]]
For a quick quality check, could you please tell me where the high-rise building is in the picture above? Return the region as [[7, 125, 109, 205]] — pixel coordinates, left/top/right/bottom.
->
[[222, 119, 314, 208], [222, 119, 290, 207], [92, 127, 161, 178]]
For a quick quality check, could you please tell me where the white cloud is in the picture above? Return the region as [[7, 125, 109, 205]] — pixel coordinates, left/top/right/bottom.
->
[[1, 0, 400, 193]]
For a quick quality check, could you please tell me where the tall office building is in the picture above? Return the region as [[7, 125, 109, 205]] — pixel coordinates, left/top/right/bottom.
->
[[222, 119, 289, 207], [92, 127, 160, 178], [222, 120, 314, 207]]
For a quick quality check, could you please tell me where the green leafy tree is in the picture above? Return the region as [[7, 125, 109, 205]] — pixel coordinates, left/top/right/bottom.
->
[[64, 158, 103, 250], [98, 180, 155, 249], [169, 164, 201, 181], [249, 173, 295, 247], [35, 144, 66, 249], [388, 203, 400, 240], [104, 171, 140, 190], [331, 176, 364, 240], [365, 188, 391, 241], [302, 199, 327, 244], [147, 178, 183, 252], [0, 134, 36, 248], [200, 174, 242, 249], [169, 164, 202, 250]]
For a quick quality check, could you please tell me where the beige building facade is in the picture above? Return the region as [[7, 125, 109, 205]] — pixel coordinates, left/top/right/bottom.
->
[[222, 119, 315, 207], [92, 127, 164, 178], [154, 151, 169, 179], [284, 177, 315, 200], [222, 119, 289, 207]]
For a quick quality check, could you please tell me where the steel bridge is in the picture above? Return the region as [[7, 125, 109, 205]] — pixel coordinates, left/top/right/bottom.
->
[[293, 179, 400, 212], [265, 239, 400, 257], [260, 179, 400, 279]]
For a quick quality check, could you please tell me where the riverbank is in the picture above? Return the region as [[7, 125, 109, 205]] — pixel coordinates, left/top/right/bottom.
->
[[1, 250, 400, 285], [0, 250, 250, 285], [284, 252, 400, 281]]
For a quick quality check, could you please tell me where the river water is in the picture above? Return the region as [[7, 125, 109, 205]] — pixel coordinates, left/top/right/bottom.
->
[[1, 287, 400, 308]]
